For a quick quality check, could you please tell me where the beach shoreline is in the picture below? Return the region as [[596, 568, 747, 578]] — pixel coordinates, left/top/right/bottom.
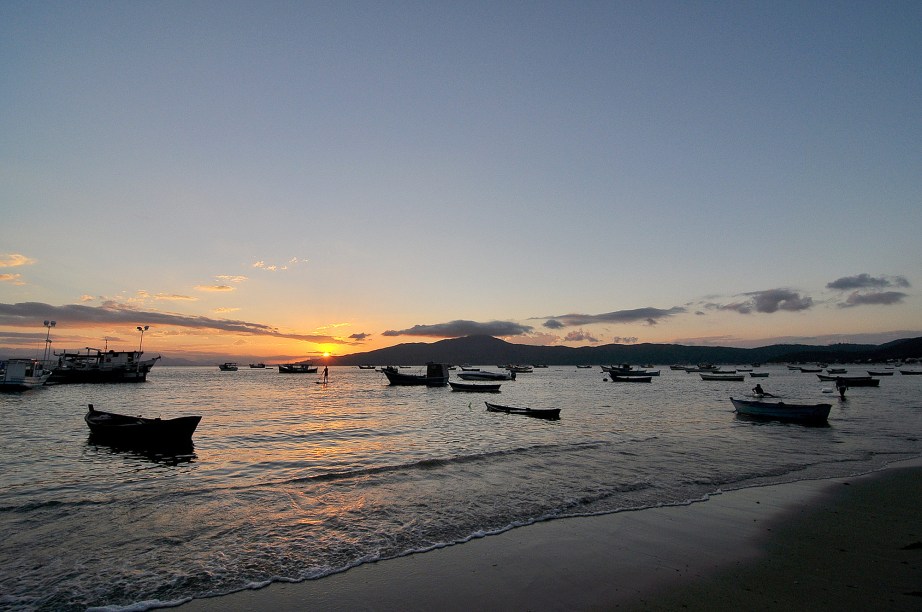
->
[[175, 457, 922, 611]]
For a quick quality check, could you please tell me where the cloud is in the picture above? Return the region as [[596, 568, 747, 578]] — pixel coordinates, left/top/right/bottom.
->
[[154, 293, 198, 301], [215, 275, 248, 283], [826, 273, 910, 290], [194, 285, 235, 292], [718, 289, 814, 314], [0, 274, 24, 285], [214, 307, 241, 313], [612, 336, 639, 344], [839, 291, 908, 308], [382, 320, 534, 338], [349, 332, 371, 341], [253, 258, 309, 272], [563, 330, 599, 343], [0, 254, 35, 268], [542, 307, 686, 328], [0, 301, 348, 344]]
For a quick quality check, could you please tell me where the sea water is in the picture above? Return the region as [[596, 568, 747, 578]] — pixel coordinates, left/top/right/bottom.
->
[[1, 365, 920, 610]]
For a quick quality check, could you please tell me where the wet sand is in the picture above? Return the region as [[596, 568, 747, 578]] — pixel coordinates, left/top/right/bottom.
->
[[177, 459, 922, 611]]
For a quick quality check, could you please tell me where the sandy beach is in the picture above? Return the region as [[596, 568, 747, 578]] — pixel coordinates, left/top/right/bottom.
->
[[175, 458, 922, 611]]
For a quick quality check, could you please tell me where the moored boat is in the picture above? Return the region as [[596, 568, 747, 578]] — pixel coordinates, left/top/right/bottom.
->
[[749, 372, 770, 378], [382, 363, 449, 386], [609, 375, 652, 382], [816, 375, 880, 386], [278, 362, 318, 373], [700, 373, 745, 381], [0, 358, 52, 392], [449, 381, 501, 392], [219, 362, 238, 371], [867, 370, 893, 376], [458, 370, 515, 381], [730, 397, 831, 424], [900, 370, 922, 375], [249, 363, 267, 369], [50, 348, 160, 384], [84, 404, 202, 447], [484, 401, 560, 420]]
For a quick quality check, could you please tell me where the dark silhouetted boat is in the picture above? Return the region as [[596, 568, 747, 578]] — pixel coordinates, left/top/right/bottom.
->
[[449, 381, 501, 392], [730, 397, 831, 424], [900, 370, 922, 375], [84, 404, 202, 447], [50, 348, 160, 383], [382, 363, 449, 386], [458, 370, 515, 381], [700, 373, 745, 381], [815, 375, 880, 386], [218, 362, 238, 371], [484, 401, 560, 420], [278, 362, 318, 373], [609, 375, 652, 382]]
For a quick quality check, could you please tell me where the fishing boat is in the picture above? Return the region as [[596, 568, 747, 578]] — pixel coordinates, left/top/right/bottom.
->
[[749, 372, 770, 378], [601, 364, 659, 376], [867, 370, 893, 376], [50, 348, 160, 383], [484, 401, 560, 420], [0, 358, 52, 392], [382, 363, 449, 386], [730, 397, 831, 424], [448, 381, 501, 392], [218, 362, 238, 371], [815, 375, 880, 386], [249, 363, 267, 369], [358, 365, 376, 369], [84, 404, 202, 447], [278, 362, 318, 373], [900, 370, 922, 375], [700, 373, 745, 381], [458, 370, 515, 381]]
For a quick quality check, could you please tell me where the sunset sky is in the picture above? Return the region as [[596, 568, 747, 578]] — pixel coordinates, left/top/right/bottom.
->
[[2, 2, 920, 361]]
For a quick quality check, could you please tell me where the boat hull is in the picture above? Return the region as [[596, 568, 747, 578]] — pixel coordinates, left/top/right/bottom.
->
[[85, 406, 201, 448], [449, 381, 501, 392], [815, 375, 880, 386], [383, 363, 449, 386], [484, 401, 560, 420], [730, 398, 831, 424], [610, 375, 652, 382]]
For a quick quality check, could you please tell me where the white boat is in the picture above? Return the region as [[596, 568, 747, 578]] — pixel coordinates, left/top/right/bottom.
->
[[50, 349, 160, 383], [0, 358, 52, 391]]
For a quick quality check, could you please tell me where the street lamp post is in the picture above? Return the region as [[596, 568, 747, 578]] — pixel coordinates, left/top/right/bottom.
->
[[137, 325, 149, 352], [42, 320, 56, 362]]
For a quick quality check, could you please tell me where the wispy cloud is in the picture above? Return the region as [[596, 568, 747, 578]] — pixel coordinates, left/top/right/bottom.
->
[[0, 274, 24, 285], [154, 293, 198, 301], [563, 330, 599, 343], [194, 285, 235, 292], [214, 307, 241, 313], [252, 258, 309, 272], [382, 320, 533, 338], [542, 307, 686, 328], [0, 302, 348, 344], [0, 254, 35, 268], [612, 336, 639, 344], [216, 275, 248, 283], [349, 332, 370, 341], [827, 273, 910, 291]]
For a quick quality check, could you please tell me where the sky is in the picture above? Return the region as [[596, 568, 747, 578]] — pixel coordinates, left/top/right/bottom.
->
[[2, 1, 921, 361]]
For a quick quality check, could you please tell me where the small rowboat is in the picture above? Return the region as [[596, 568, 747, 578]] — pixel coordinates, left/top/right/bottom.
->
[[815, 375, 880, 386], [610, 375, 652, 382], [84, 404, 201, 447], [730, 397, 831, 424], [485, 401, 560, 420], [449, 381, 501, 392], [700, 373, 745, 381]]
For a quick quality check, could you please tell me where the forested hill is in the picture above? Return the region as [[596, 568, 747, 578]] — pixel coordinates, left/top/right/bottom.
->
[[331, 335, 922, 366]]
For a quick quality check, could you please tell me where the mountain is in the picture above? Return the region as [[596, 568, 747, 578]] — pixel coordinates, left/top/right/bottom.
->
[[330, 335, 922, 366]]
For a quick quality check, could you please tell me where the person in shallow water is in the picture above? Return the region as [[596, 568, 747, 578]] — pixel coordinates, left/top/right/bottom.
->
[[836, 378, 847, 400], [322, 365, 329, 383], [752, 384, 764, 395]]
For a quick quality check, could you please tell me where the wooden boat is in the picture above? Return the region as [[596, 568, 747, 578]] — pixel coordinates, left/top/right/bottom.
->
[[700, 373, 745, 381], [50, 348, 160, 383], [867, 370, 893, 376], [358, 365, 376, 369], [84, 404, 201, 447], [449, 381, 501, 392], [484, 401, 560, 420], [505, 365, 534, 373], [900, 370, 922, 375], [576, 365, 593, 369], [0, 358, 52, 391], [825, 368, 847, 374], [382, 363, 449, 386], [797, 367, 822, 373], [815, 375, 880, 386], [249, 363, 267, 369], [458, 370, 515, 381], [610, 375, 652, 382], [730, 397, 831, 424], [749, 372, 770, 378], [218, 362, 238, 371], [601, 365, 659, 376], [278, 362, 318, 373]]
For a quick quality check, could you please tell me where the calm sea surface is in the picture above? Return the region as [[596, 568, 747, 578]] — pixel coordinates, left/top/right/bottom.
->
[[1, 364, 920, 610]]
